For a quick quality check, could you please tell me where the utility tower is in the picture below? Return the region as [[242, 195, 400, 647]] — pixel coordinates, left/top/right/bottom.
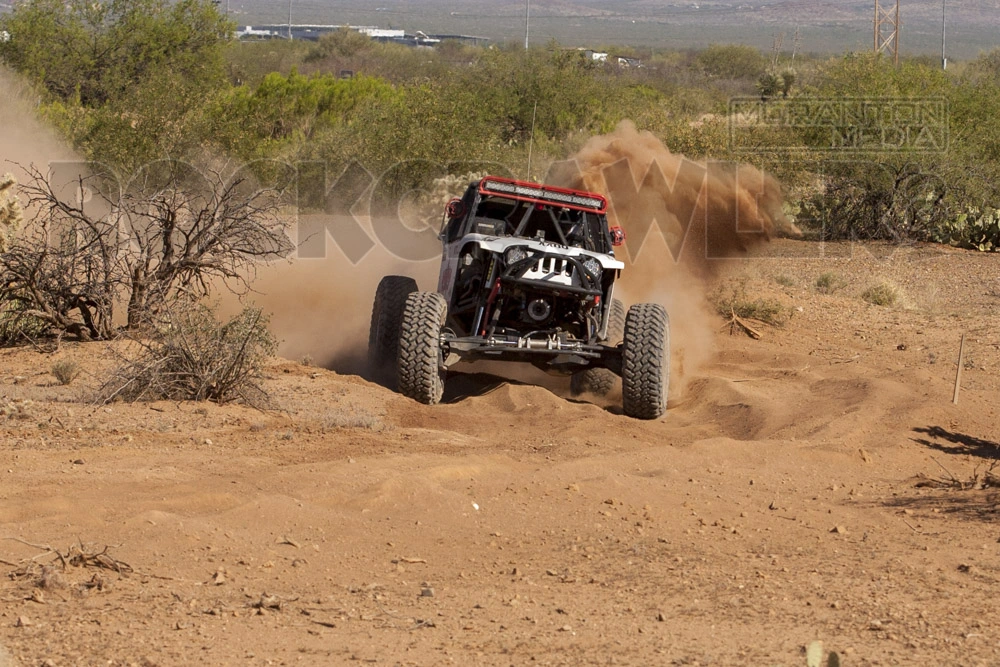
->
[[874, 0, 900, 65]]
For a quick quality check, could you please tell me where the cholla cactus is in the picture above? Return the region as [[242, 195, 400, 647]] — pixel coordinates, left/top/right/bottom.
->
[[0, 173, 23, 252]]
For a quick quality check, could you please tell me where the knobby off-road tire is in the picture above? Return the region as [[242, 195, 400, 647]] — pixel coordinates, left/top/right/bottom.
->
[[397, 291, 448, 405], [571, 298, 626, 396], [622, 303, 670, 420], [368, 275, 418, 389]]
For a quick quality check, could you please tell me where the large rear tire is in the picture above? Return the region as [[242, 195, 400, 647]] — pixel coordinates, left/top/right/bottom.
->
[[397, 292, 448, 405], [621, 303, 670, 420], [368, 275, 418, 388], [570, 298, 626, 396]]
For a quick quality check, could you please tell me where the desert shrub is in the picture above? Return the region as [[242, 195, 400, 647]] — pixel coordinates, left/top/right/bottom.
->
[[0, 0, 232, 107], [861, 282, 899, 307], [208, 70, 397, 162], [0, 177, 51, 343], [757, 72, 782, 98], [697, 44, 767, 80], [815, 272, 846, 294], [757, 70, 795, 99], [729, 298, 789, 325], [305, 27, 375, 61], [51, 360, 80, 386], [100, 302, 276, 405], [225, 39, 313, 87], [773, 274, 795, 287], [713, 279, 790, 326], [0, 164, 290, 340]]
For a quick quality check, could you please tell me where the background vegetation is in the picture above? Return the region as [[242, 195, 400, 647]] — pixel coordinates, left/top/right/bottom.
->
[[3, 1, 1000, 251], [4, 0, 999, 250]]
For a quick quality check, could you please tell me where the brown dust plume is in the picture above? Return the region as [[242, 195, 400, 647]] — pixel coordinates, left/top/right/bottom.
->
[[252, 121, 795, 400], [0, 66, 80, 178], [552, 120, 796, 394]]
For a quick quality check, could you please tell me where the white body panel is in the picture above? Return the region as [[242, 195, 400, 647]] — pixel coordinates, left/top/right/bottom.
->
[[437, 233, 623, 302]]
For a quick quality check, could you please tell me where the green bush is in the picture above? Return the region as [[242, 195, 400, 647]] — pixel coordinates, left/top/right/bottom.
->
[[0, 0, 232, 107], [208, 70, 397, 161], [51, 360, 80, 386], [815, 272, 846, 294], [861, 282, 899, 307], [697, 44, 767, 79], [305, 27, 376, 61]]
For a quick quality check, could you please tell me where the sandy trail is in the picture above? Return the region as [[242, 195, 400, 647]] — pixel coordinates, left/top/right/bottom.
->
[[1, 239, 998, 665]]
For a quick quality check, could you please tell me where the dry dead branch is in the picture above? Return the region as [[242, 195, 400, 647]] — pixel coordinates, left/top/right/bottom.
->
[[0, 162, 291, 341], [723, 308, 763, 339], [98, 301, 275, 406], [913, 458, 1000, 491], [3, 538, 133, 580]]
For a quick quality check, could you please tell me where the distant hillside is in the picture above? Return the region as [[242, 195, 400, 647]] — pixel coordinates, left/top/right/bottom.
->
[[223, 0, 999, 59]]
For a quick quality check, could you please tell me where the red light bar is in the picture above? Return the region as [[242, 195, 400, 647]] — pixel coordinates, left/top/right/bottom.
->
[[479, 176, 607, 214]]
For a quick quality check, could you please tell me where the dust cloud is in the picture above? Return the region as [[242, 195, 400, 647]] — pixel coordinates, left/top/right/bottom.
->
[[245, 214, 439, 373], [551, 120, 796, 393], [248, 120, 795, 397], [0, 67, 80, 179]]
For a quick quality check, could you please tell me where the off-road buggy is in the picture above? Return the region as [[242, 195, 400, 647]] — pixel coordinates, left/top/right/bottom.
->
[[368, 176, 670, 419]]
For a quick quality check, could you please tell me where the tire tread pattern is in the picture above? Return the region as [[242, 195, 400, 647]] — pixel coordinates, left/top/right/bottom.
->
[[367, 276, 418, 388], [622, 303, 669, 420], [397, 291, 447, 405]]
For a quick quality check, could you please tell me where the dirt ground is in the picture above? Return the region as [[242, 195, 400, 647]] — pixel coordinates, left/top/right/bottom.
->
[[1, 238, 999, 666]]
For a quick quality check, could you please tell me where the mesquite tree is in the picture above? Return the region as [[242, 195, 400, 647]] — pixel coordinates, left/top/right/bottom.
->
[[0, 163, 292, 340]]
